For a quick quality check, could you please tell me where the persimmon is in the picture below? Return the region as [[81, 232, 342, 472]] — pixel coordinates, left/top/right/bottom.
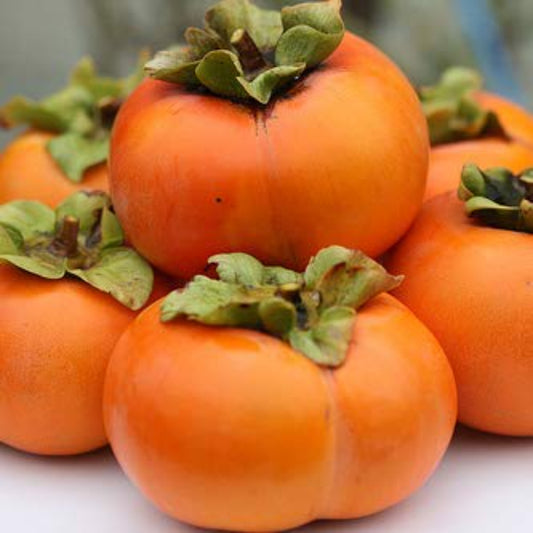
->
[[386, 164, 533, 436], [109, 0, 429, 279], [0, 55, 145, 206], [104, 247, 457, 532], [421, 68, 533, 200], [0, 191, 156, 455]]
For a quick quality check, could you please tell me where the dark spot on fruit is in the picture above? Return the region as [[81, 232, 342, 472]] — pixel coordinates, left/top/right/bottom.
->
[[215, 197, 223, 204]]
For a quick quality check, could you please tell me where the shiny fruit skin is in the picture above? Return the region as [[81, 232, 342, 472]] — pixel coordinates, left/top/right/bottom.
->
[[425, 92, 533, 200], [0, 264, 170, 456], [386, 193, 533, 436], [0, 131, 108, 206], [110, 33, 429, 279], [104, 295, 456, 532]]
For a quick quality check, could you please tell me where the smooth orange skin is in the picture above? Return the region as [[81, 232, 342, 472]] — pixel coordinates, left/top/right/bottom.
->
[[425, 92, 533, 200], [110, 33, 429, 279], [104, 295, 456, 532], [386, 193, 533, 436], [0, 265, 170, 456], [0, 131, 109, 207]]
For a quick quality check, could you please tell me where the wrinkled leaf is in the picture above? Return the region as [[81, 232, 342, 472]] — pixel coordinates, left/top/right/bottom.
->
[[238, 63, 305, 104], [0, 251, 66, 279], [145, 0, 344, 104], [420, 67, 507, 145], [304, 245, 353, 290], [56, 191, 111, 234], [210, 252, 266, 285], [205, 0, 283, 51], [144, 49, 202, 85], [0, 201, 55, 241], [459, 163, 487, 200], [196, 50, 249, 99], [0, 96, 70, 132], [209, 252, 303, 287], [289, 306, 356, 367], [421, 67, 482, 101], [276, 0, 344, 68], [47, 132, 109, 183], [99, 208, 124, 249], [0, 191, 153, 309], [70, 57, 125, 101], [161, 245, 402, 368], [0, 225, 23, 255], [69, 248, 153, 311], [258, 297, 297, 337], [2, 54, 145, 185], [186, 27, 227, 57], [464, 196, 521, 231], [460, 164, 533, 233], [262, 266, 303, 286], [161, 276, 272, 326], [309, 250, 403, 311]]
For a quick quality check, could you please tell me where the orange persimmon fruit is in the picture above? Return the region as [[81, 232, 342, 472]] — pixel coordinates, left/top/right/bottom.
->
[[110, 0, 429, 279], [104, 247, 457, 532], [0, 264, 136, 455], [0, 191, 157, 455], [386, 165, 533, 436]]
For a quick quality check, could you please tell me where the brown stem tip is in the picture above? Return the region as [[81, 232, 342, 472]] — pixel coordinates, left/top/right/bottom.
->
[[231, 29, 268, 74], [56, 215, 80, 257]]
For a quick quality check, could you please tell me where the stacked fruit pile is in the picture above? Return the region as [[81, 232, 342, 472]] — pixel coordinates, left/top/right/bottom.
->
[[1, 1, 532, 531]]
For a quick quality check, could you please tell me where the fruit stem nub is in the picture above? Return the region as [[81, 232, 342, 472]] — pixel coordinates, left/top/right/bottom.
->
[[55, 216, 80, 258], [231, 29, 268, 74]]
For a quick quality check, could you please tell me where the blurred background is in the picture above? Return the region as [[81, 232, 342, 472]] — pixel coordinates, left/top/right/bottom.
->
[[1, 0, 532, 148]]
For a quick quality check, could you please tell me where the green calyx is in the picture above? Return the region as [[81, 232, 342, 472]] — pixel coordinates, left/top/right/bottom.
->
[[0, 53, 148, 183], [161, 246, 402, 368], [145, 0, 345, 105], [0, 191, 154, 310], [420, 67, 507, 146], [459, 164, 533, 233]]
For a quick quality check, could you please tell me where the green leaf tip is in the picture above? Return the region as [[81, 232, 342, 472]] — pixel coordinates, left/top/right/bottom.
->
[[0, 191, 154, 310], [420, 67, 507, 146], [145, 0, 345, 105], [459, 164, 533, 233], [161, 245, 402, 368], [0, 52, 148, 183]]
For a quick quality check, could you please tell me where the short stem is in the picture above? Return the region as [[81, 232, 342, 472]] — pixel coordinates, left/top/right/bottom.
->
[[56, 216, 80, 257], [231, 29, 267, 73]]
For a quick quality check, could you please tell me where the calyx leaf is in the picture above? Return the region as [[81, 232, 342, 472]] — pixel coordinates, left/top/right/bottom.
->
[[0, 191, 153, 310], [161, 246, 402, 368], [47, 133, 110, 183], [459, 163, 533, 233], [145, 0, 345, 104], [420, 67, 508, 146], [0, 53, 147, 183]]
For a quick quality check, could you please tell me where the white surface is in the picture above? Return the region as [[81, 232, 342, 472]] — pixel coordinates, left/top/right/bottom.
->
[[1, 426, 532, 533]]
